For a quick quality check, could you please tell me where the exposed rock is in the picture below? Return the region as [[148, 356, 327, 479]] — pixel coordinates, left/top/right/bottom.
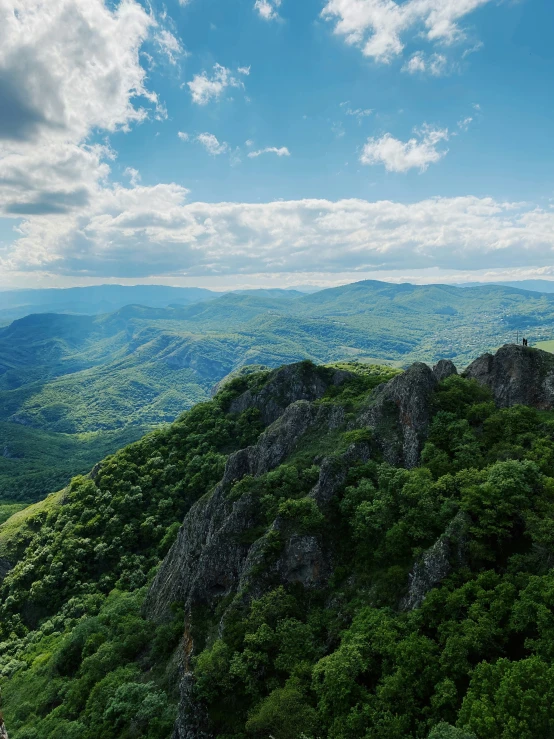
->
[[0, 558, 12, 581], [228, 361, 353, 426], [401, 512, 469, 610], [310, 441, 371, 507], [274, 534, 329, 588], [144, 401, 344, 622], [464, 344, 554, 409], [172, 673, 211, 739], [0, 715, 8, 739], [433, 359, 458, 383], [358, 362, 438, 469]]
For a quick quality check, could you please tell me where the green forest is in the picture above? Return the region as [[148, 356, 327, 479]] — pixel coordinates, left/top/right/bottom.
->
[[3, 358, 554, 738], [3, 280, 554, 501]]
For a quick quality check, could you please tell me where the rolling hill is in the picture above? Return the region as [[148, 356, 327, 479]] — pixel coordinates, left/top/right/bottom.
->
[[2, 280, 554, 500]]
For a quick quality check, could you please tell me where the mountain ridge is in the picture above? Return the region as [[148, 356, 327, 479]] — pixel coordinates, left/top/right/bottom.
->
[[3, 344, 554, 738]]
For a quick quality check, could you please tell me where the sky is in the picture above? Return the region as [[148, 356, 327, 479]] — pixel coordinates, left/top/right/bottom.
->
[[0, 0, 553, 290]]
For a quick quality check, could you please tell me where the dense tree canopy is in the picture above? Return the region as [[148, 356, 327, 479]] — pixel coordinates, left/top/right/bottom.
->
[[3, 369, 554, 738]]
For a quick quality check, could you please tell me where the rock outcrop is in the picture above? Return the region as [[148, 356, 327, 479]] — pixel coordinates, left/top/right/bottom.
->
[[464, 344, 554, 409], [144, 400, 345, 623], [358, 362, 438, 469], [433, 359, 458, 382], [228, 361, 353, 426], [401, 512, 469, 610]]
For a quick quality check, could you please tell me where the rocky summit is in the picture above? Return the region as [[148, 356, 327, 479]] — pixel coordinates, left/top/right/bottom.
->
[[4, 345, 554, 739]]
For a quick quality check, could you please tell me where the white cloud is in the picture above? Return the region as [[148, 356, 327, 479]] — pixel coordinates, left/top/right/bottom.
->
[[245, 139, 254, 147], [343, 106, 373, 121], [187, 63, 247, 105], [457, 116, 473, 132], [254, 0, 282, 21], [248, 146, 291, 158], [155, 29, 185, 65], [0, 0, 169, 219], [321, 0, 493, 64], [124, 167, 141, 186], [360, 125, 450, 172], [177, 131, 190, 141], [403, 52, 448, 76], [238, 66, 251, 75], [196, 133, 229, 156], [4, 194, 554, 281], [463, 41, 484, 58]]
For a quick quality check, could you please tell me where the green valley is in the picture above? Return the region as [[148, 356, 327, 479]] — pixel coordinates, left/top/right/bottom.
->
[[2, 281, 554, 501]]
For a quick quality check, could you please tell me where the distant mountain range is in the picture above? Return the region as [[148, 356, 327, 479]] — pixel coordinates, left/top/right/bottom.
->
[[2, 278, 554, 501], [457, 279, 554, 293]]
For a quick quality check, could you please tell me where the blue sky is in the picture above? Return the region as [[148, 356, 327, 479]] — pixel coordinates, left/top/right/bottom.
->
[[0, 0, 553, 289]]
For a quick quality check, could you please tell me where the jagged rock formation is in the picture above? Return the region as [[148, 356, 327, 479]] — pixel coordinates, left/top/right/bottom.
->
[[464, 344, 554, 409], [401, 512, 470, 610], [433, 359, 458, 382], [358, 362, 438, 468], [227, 361, 353, 425], [145, 359, 445, 738], [0, 714, 8, 739]]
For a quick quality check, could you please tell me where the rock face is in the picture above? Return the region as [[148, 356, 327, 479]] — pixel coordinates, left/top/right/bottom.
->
[[464, 344, 554, 409], [433, 359, 458, 382], [401, 512, 469, 610], [358, 362, 438, 469], [144, 400, 343, 623], [228, 361, 353, 426]]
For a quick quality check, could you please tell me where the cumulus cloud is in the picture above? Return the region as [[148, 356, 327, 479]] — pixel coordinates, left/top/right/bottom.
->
[[254, 0, 282, 21], [403, 52, 448, 76], [0, 0, 172, 220], [177, 131, 190, 141], [196, 133, 229, 156], [321, 0, 493, 64], [360, 125, 450, 172], [4, 194, 554, 281], [187, 63, 248, 105], [248, 146, 291, 158]]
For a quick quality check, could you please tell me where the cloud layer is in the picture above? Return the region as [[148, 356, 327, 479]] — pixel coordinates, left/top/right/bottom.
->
[[3, 193, 554, 280]]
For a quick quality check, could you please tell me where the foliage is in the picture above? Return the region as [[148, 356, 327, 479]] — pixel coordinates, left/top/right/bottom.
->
[[6, 370, 554, 737], [3, 279, 554, 501]]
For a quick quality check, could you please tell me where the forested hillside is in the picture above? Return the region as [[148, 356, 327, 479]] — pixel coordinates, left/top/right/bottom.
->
[[3, 346, 554, 738], [3, 280, 554, 501]]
